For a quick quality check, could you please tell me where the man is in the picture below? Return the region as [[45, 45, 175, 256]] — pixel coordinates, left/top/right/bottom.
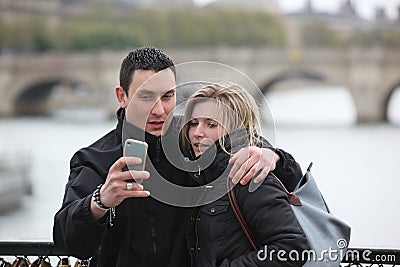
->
[[53, 47, 302, 267]]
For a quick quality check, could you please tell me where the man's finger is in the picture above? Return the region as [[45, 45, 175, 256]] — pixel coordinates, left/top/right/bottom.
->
[[126, 170, 150, 180], [253, 168, 270, 184], [231, 159, 251, 184], [229, 166, 240, 183], [110, 157, 127, 172], [231, 148, 261, 184], [109, 169, 149, 182], [123, 182, 143, 191], [125, 190, 151, 198], [228, 157, 242, 181], [123, 156, 143, 167], [229, 151, 240, 165], [238, 172, 252, 185], [229, 149, 249, 181], [239, 163, 259, 185], [111, 157, 143, 172]]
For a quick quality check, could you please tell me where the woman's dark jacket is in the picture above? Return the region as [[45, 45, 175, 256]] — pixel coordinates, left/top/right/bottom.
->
[[53, 109, 303, 267], [186, 131, 309, 267]]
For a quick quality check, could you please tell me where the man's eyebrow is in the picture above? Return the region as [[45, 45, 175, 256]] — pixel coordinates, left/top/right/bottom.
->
[[163, 88, 176, 95], [136, 88, 175, 95], [137, 89, 156, 95]]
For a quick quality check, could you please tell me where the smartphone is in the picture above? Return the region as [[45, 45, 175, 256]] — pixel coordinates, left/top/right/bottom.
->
[[123, 139, 148, 184]]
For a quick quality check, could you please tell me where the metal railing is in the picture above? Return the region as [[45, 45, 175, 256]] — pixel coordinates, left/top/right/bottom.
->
[[1, 241, 399, 266], [0, 241, 88, 266]]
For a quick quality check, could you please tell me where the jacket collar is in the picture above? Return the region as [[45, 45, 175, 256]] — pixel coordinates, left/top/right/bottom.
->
[[115, 108, 124, 142], [189, 128, 251, 184], [116, 107, 181, 144]]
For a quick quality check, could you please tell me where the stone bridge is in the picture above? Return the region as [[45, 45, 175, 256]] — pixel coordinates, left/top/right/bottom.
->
[[1, 47, 399, 122]]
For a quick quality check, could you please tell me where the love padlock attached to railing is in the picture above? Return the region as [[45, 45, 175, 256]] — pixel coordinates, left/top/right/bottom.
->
[[31, 256, 51, 267], [0, 257, 12, 267], [57, 257, 71, 267], [73, 260, 90, 267], [11, 257, 30, 267]]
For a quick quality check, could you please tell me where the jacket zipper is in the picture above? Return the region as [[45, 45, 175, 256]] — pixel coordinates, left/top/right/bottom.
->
[[150, 216, 157, 255], [156, 137, 161, 163], [193, 169, 210, 259], [194, 208, 201, 260], [148, 200, 157, 257]]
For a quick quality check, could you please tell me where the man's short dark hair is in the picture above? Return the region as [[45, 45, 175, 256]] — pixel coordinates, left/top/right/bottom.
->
[[119, 47, 176, 95]]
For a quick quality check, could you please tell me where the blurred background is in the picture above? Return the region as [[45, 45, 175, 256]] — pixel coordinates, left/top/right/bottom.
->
[[0, 0, 399, 250]]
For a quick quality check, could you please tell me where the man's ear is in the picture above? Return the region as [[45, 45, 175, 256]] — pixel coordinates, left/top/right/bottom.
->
[[116, 86, 128, 108]]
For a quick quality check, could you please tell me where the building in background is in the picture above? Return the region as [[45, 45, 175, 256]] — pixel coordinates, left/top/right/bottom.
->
[[204, 0, 280, 14], [0, 0, 195, 12], [285, 0, 400, 31]]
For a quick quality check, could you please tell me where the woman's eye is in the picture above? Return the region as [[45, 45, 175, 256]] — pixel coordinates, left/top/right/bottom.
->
[[208, 123, 218, 128], [188, 121, 198, 127]]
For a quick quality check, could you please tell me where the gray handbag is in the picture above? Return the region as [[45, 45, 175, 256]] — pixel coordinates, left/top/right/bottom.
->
[[228, 162, 351, 267]]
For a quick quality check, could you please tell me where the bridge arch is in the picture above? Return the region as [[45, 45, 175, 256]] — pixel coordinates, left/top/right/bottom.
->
[[259, 69, 326, 94], [260, 69, 358, 125], [384, 80, 400, 123], [14, 78, 94, 116]]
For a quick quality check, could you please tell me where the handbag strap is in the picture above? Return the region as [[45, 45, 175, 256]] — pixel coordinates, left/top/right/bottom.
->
[[227, 163, 312, 250], [227, 178, 258, 250]]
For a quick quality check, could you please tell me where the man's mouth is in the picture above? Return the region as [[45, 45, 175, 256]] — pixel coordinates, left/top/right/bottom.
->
[[149, 121, 164, 125], [148, 121, 164, 129]]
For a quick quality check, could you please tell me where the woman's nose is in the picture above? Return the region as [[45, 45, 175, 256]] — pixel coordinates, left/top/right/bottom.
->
[[194, 125, 204, 137]]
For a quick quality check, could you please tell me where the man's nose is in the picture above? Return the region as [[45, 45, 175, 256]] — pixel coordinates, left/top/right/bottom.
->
[[150, 99, 164, 115]]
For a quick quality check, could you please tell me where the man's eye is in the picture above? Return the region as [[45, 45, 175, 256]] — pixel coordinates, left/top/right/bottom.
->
[[162, 92, 175, 99], [140, 95, 152, 100]]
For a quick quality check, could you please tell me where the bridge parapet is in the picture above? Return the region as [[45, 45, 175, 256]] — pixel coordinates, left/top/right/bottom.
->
[[1, 48, 400, 122]]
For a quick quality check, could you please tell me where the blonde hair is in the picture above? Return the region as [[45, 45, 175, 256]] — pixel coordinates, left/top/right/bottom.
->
[[182, 83, 261, 154]]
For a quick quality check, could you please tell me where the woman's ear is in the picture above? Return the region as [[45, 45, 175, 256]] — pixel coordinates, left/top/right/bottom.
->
[[116, 86, 128, 108]]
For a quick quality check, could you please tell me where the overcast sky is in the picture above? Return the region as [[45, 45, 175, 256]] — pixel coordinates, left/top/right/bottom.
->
[[195, 0, 400, 20]]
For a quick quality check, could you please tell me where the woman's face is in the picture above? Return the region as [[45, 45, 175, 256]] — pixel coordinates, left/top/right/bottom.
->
[[188, 100, 226, 157]]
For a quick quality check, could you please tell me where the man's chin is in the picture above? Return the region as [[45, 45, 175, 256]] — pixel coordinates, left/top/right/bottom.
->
[[146, 128, 163, 136]]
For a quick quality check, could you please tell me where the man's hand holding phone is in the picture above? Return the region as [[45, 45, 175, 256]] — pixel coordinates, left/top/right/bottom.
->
[[90, 139, 150, 220], [123, 139, 148, 184]]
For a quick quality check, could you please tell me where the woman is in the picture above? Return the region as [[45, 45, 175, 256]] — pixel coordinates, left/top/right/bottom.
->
[[181, 83, 309, 266]]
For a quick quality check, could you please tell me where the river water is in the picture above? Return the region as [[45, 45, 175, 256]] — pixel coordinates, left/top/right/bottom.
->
[[0, 89, 399, 250]]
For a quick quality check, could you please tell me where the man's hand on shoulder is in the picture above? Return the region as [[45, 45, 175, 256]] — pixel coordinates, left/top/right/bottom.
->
[[229, 147, 279, 185]]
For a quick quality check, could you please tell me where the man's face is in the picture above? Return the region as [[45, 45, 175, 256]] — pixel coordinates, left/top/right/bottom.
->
[[123, 69, 176, 136]]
